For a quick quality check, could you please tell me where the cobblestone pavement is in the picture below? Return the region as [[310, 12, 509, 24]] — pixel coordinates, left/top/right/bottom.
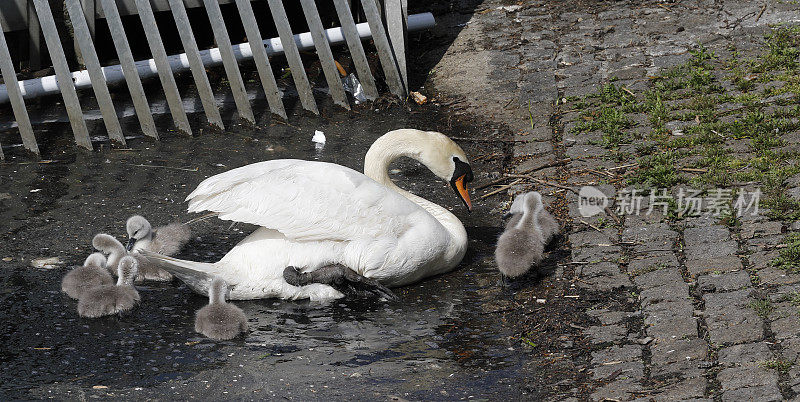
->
[[426, 0, 800, 400]]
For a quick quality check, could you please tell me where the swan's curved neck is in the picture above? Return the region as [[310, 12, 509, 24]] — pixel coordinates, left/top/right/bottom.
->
[[364, 133, 418, 197], [363, 131, 467, 262]]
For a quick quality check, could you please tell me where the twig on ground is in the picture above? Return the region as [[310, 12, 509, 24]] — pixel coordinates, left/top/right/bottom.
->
[[580, 219, 604, 233], [451, 137, 526, 143], [474, 159, 570, 190], [756, 3, 768, 22], [604, 207, 622, 225], [126, 164, 198, 172], [607, 163, 638, 171], [680, 167, 708, 173], [504, 174, 578, 193], [473, 152, 502, 162], [480, 178, 523, 199]]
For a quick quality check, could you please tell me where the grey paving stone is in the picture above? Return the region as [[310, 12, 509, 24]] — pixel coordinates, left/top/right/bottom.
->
[[746, 235, 785, 252], [581, 262, 620, 277], [644, 301, 697, 339], [514, 155, 556, 173], [563, 130, 602, 146], [590, 378, 643, 402], [756, 267, 800, 286], [591, 345, 642, 365], [587, 308, 639, 326], [720, 384, 782, 402], [627, 252, 679, 276], [718, 366, 780, 391], [749, 249, 781, 270], [717, 342, 773, 367], [782, 337, 800, 365], [769, 283, 800, 302], [633, 267, 685, 290], [569, 229, 617, 248], [696, 271, 752, 293], [704, 290, 764, 345], [684, 240, 739, 261], [650, 338, 707, 367], [564, 144, 608, 160], [571, 245, 622, 263], [513, 140, 554, 158], [684, 226, 731, 244], [590, 360, 644, 381], [639, 284, 691, 307], [771, 311, 800, 341], [651, 377, 706, 401], [578, 273, 633, 291], [584, 324, 627, 344], [621, 223, 677, 251], [741, 221, 783, 239], [686, 255, 744, 277]]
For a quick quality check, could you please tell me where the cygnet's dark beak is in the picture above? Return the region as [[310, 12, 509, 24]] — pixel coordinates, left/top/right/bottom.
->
[[503, 212, 514, 220], [126, 238, 136, 252]]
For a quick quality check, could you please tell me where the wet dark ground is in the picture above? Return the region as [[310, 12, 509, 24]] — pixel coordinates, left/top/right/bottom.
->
[[0, 97, 576, 399], [0, 0, 611, 396]]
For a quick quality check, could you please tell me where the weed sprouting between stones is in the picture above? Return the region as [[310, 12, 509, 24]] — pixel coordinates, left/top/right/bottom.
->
[[772, 233, 800, 272], [565, 25, 800, 221]]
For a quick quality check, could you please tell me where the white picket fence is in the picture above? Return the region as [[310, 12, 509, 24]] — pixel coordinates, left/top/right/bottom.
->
[[0, 0, 423, 158]]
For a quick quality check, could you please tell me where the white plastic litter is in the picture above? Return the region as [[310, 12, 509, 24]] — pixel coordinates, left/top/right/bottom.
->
[[312, 130, 326, 145], [342, 73, 367, 104]]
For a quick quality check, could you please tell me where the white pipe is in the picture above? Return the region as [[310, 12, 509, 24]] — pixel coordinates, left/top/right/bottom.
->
[[0, 12, 435, 104]]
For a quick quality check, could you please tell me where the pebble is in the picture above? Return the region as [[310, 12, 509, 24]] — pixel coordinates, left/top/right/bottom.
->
[[30, 257, 63, 269]]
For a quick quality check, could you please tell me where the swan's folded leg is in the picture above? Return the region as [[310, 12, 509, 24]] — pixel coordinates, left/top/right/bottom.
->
[[283, 265, 399, 301]]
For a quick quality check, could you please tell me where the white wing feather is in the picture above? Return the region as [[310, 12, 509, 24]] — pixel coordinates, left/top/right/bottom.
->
[[186, 160, 420, 241]]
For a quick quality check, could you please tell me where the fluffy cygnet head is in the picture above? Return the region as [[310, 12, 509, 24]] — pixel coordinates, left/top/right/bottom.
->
[[83, 253, 107, 269], [505, 191, 543, 222], [126, 215, 153, 251], [117, 256, 139, 286], [208, 277, 230, 305]]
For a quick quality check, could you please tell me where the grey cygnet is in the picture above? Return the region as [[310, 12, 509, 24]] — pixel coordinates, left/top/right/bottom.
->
[[93, 233, 172, 282], [126, 215, 191, 256], [494, 191, 558, 280], [61, 253, 114, 300], [77, 256, 141, 318], [194, 277, 248, 341]]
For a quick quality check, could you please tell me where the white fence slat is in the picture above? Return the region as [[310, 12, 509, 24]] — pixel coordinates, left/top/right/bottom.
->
[[385, 0, 406, 91], [0, 31, 38, 157], [233, 0, 286, 119], [27, 1, 41, 70], [99, 0, 159, 139], [168, 0, 223, 129], [31, 0, 93, 150], [169, 0, 225, 130], [300, 0, 349, 110], [134, 0, 192, 136], [267, 0, 318, 114], [332, 0, 378, 100], [201, 0, 255, 124], [65, 0, 126, 145], [360, 0, 404, 96]]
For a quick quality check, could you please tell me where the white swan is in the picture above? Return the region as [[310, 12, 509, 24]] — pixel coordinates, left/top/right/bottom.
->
[[142, 129, 474, 301]]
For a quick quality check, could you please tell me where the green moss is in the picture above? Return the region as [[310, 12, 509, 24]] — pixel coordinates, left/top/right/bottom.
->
[[749, 299, 775, 318], [773, 233, 800, 272]]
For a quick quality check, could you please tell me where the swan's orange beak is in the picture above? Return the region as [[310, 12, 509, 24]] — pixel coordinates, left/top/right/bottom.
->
[[455, 175, 472, 211]]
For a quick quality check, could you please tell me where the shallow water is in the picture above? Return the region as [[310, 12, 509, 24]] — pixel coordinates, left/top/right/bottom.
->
[[0, 101, 532, 399]]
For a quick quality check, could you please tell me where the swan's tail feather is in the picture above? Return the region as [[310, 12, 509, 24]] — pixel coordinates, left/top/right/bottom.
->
[[183, 212, 219, 226], [138, 250, 215, 296]]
